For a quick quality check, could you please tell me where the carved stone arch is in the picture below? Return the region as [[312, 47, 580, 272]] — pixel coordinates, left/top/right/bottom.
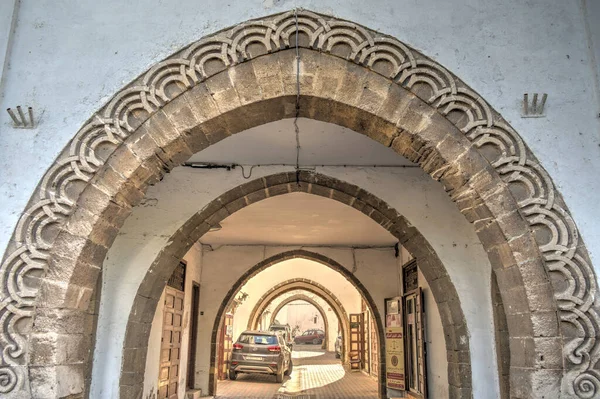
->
[[0, 8, 594, 399]]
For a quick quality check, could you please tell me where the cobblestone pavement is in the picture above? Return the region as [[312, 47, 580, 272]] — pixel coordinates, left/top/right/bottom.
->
[[215, 344, 378, 399]]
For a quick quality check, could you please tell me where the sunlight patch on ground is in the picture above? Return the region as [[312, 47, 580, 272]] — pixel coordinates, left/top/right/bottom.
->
[[292, 349, 326, 359], [279, 364, 345, 394]]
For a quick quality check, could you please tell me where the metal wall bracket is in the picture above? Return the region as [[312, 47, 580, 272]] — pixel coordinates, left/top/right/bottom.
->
[[522, 93, 547, 118], [6, 106, 36, 128]]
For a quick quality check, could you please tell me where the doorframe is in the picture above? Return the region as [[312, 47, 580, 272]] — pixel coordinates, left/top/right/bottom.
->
[[187, 281, 200, 390]]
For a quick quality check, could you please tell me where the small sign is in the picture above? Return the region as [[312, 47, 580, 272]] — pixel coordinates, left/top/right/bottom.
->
[[403, 260, 418, 293], [385, 298, 405, 391], [385, 326, 405, 390], [387, 298, 399, 315]]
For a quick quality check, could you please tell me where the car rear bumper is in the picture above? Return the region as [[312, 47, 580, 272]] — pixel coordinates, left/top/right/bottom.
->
[[230, 361, 280, 374]]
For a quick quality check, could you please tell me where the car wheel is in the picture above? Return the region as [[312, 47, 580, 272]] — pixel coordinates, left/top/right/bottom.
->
[[229, 370, 237, 380], [285, 359, 293, 376], [276, 368, 284, 383], [312, 338, 320, 345], [335, 352, 341, 359]]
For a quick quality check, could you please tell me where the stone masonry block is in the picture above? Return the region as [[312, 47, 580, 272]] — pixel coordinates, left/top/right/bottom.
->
[[250, 54, 285, 99], [502, 286, 531, 316], [530, 311, 560, 337], [228, 61, 262, 104], [30, 364, 85, 399], [204, 70, 242, 114]]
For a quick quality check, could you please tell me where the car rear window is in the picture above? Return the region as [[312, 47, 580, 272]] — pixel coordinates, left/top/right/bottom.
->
[[238, 334, 278, 345]]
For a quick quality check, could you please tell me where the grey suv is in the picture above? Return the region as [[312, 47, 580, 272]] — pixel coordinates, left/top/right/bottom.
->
[[229, 330, 293, 382]]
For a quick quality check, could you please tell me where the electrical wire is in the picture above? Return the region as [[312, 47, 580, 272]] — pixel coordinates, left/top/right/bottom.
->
[[294, 8, 301, 184], [241, 165, 257, 179]]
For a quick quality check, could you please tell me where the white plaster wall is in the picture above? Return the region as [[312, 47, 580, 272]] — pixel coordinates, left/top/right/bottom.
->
[[419, 268, 450, 398], [91, 163, 496, 397], [276, 302, 327, 336], [143, 243, 203, 399], [0, 0, 599, 277]]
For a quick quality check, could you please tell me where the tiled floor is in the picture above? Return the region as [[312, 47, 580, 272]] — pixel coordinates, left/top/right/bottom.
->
[[215, 345, 379, 399]]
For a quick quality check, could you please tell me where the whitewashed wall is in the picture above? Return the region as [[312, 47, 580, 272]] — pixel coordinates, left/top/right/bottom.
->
[[419, 268, 450, 398]]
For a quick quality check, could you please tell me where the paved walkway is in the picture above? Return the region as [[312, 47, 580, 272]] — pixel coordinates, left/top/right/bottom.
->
[[215, 345, 378, 399]]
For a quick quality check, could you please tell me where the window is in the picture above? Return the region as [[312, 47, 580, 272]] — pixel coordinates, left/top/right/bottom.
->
[[239, 334, 278, 345]]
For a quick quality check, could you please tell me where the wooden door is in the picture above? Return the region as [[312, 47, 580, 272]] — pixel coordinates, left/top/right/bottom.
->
[[218, 314, 234, 380], [414, 288, 427, 397], [158, 287, 185, 399], [370, 316, 378, 377], [362, 310, 370, 372], [349, 313, 363, 371]]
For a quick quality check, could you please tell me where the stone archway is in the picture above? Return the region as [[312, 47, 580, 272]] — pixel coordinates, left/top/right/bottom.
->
[[202, 249, 384, 396], [0, 9, 595, 399], [247, 279, 350, 334], [121, 173, 467, 397], [268, 293, 333, 348], [249, 281, 349, 352]]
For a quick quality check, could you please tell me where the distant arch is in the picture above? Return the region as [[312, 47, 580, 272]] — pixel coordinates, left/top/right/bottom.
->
[[267, 293, 333, 350], [250, 281, 349, 352]]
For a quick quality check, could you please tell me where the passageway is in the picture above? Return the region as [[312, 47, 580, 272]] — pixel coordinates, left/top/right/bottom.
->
[[217, 345, 378, 399]]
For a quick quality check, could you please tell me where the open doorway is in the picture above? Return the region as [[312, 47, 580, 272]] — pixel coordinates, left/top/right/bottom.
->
[[213, 255, 381, 398]]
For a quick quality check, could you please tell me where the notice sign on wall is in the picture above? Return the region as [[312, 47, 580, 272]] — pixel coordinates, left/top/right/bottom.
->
[[385, 298, 405, 391], [385, 326, 405, 390]]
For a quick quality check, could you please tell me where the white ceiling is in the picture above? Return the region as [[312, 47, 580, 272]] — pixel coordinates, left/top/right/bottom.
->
[[200, 192, 397, 246], [188, 118, 413, 166]]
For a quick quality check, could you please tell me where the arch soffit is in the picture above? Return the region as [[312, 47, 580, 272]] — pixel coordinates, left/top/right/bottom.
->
[[0, 8, 592, 398]]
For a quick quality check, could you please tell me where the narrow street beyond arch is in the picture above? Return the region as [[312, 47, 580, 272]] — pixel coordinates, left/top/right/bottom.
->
[[216, 345, 378, 399]]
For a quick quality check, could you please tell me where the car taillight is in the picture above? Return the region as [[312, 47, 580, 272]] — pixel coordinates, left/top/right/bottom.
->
[[233, 343, 243, 350], [267, 345, 281, 352]]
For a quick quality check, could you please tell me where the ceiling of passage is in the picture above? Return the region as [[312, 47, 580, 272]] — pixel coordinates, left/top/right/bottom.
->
[[188, 118, 414, 166], [200, 192, 397, 246]]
